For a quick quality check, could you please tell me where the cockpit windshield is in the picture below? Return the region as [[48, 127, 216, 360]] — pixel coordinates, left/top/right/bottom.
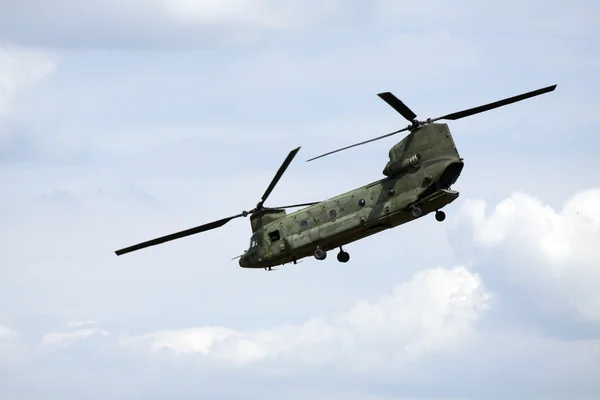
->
[[249, 238, 258, 249]]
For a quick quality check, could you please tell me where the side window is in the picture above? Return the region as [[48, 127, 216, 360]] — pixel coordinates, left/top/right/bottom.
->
[[268, 230, 280, 243]]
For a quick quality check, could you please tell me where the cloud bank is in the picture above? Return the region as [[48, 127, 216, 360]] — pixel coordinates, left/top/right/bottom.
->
[[2, 188, 600, 399]]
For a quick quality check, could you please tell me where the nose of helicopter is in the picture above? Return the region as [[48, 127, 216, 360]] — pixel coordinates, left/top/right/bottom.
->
[[239, 253, 249, 268]]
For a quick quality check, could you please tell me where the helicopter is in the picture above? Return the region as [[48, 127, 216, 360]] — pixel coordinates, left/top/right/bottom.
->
[[115, 84, 557, 270]]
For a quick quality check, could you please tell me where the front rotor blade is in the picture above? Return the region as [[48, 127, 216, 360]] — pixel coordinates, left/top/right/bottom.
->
[[115, 213, 244, 256], [377, 92, 418, 122], [260, 146, 300, 204], [306, 126, 409, 162], [436, 84, 557, 121], [271, 201, 322, 209]]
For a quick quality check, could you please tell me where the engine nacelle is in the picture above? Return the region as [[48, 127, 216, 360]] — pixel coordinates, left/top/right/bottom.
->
[[250, 209, 287, 232], [382, 153, 422, 177]]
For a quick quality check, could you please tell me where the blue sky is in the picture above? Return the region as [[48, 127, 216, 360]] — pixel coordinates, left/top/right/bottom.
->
[[1, 1, 600, 399]]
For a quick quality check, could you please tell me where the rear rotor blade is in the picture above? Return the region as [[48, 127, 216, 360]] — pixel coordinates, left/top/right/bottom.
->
[[306, 126, 409, 162], [377, 92, 418, 122], [260, 146, 301, 204], [307, 84, 556, 163], [434, 84, 557, 121], [114, 213, 245, 256]]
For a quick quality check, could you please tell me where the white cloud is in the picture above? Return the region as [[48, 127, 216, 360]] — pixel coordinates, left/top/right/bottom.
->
[[67, 320, 100, 328], [3, 188, 600, 398], [0, 323, 27, 370], [42, 328, 109, 348], [163, 0, 342, 28], [0, 43, 56, 128], [0, 324, 18, 340], [119, 266, 488, 367], [0, 0, 345, 48], [6, 265, 486, 369], [451, 188, 600, 323]]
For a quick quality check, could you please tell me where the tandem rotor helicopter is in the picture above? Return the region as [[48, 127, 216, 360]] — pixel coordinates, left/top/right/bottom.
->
[[115, 84, 557, 270]]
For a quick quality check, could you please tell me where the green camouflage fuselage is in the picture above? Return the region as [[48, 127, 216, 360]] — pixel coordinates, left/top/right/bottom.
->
[[239, 123, 464, 268]]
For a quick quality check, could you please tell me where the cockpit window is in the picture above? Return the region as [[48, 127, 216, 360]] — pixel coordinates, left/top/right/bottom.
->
[[249, 238, 258, 248]]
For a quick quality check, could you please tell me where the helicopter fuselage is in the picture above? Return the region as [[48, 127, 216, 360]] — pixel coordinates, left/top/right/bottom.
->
[[239, 123, 463, 269]]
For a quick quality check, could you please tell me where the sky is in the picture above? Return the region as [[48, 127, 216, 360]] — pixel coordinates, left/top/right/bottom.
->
[[1, 0, 600, 398]]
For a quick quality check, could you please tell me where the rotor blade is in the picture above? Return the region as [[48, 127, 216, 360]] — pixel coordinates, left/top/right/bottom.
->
[[260, 146, 301, 204], [434, 84, 557, 121], [306, 126, 410, 162], [271, 201, 322, 209], [377, 92, 418, 122], [115, 213, 245, 256]]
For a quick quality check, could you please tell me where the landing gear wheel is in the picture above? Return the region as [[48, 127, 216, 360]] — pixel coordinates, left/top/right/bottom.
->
[[314, 247, 327, 260], [435, 210, 446, 222], [337, 251, 350, 263], [411, 206, 423, 218]]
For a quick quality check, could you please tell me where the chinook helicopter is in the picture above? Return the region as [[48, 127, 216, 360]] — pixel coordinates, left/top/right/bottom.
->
[[115, 84, 556, 270]]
